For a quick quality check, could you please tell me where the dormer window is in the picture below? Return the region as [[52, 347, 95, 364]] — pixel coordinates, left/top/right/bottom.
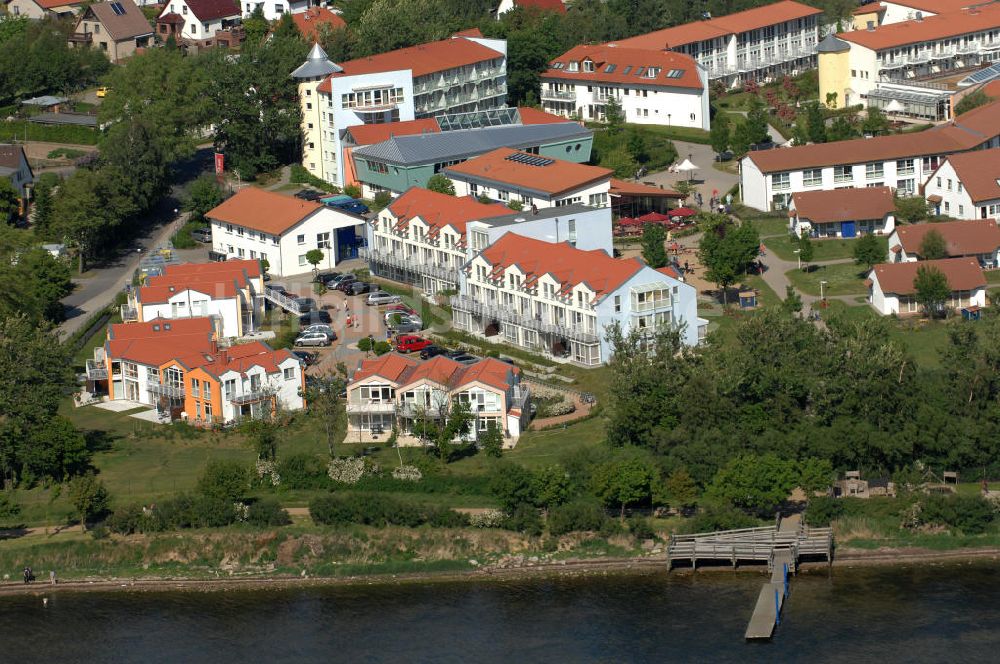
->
[[568, 61, 579, 72], [583, 59, 594, 72], [645, 67, 660, 78]]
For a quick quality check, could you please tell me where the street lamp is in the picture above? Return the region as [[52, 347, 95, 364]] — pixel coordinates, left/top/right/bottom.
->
[[820, 280, 828, 304], [794, 248, 801, 270]]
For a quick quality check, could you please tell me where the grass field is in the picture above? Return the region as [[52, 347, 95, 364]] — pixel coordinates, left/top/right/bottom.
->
[[765, 234, 887, 262], [744, 215, 788, 238], [785, 262, 868, 296]]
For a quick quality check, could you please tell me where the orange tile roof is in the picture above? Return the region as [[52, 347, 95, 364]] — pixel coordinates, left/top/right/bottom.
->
[[792, 186, 895, 223], [198, 342, 292, 379], [352, 353, 421, 384], [871, 257, 986, 294], [852, 3, 886, 15], [838, 4, 1000, 50], [290, 7, 346, 41], [879, 0, 977, 14], [158, 259, 262, 282], [35, 0, 86, 8], [544, 44, 703, 91], [940, 147, 1000, 203], [350, 353, 518, 392], [512, 0, 566, 13], [318, 37, 502, 92], [387, 187, 511, 234], [406, 355, 465, 387], [443, 147, 612, 197], [206, 188, 322, 235], [481, 233, 644, 299], [458, 357, 520, 391], [747, 99, 1000, 173], [516, 106, 571, 125], [139, 259, 261, 304], [610, 178, 682, 198], [453, 28, 484, 38], [344, 119, 440, 146], [106, 318, 216, 367], [614, 1, 821, 50], [894, 220, 1000, 257]]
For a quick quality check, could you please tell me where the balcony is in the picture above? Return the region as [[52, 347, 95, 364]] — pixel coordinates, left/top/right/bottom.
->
[[541, 88, 576, 101], [148, 382, 185, 399], [353, 101, 399, 113], [451, 294, 599, 344], [509, 385, 530, 411], [399, 402, 443, 418], [229, 386, 277, 405], [121, 305, 138, 322], [68, 32, 93, 44], [85, 359, 108, 381], [346, 401, 397, 414], [593, 92, 617, 103], [361, 247, 461, 284]]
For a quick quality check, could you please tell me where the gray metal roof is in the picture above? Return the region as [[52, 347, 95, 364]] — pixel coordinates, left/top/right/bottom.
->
[[28, 112, 97, 127], [475, 203, 597, 228], [291, 43, 342, 79], [816, 33, 850, 54], [21, 95, 68, 107], [353, 123, 592, 166]]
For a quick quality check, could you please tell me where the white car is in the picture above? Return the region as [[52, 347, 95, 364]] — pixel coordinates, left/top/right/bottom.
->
[[366, 291, 402, 306], [294, 331, 332, 347], [384, 311, 422, 326], [303, 324, 335, 337]]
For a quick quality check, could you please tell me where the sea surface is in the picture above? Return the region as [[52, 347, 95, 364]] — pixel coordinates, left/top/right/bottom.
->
[[2, 563, 999, 663]]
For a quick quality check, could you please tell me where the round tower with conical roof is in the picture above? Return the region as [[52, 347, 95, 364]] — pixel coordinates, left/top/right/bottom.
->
[[291, 44, 342, 180], [816, 33, 852, 109]]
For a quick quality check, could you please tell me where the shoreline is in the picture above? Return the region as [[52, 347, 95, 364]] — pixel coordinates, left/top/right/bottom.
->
[[2, 546, 999, 597]]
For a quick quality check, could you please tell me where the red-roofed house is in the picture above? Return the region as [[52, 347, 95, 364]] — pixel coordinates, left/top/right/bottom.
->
[[611, 1, 822, 87], [157, 0, 241, 44], [452, 233, 701, 365], [540, 44, 709, 129], [6, 0, 85, 20], [789, 186, 896, 238], [346, 353, 529, 444], [924, 147, 1000, 220], [868, 257, 986, 315], [292, 34, 508, 187], [888, 220, 1000, 265], [443, 147, 612, 209], [206, 187, 366, 276], [288, 7, 346, 40], [240, 0, 309, 22], [122, 259, 265, 338], [364, 186, 614, 294], [496, 0, 565, 18]]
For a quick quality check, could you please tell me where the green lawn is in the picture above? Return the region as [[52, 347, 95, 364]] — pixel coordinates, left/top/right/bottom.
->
[[987, 270, 1000, 284], [744, 215, 788, 238], [765, 234, 887, 262], [785, 262, 868, 296]]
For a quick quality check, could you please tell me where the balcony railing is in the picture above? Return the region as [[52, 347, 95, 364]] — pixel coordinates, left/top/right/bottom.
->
[[148, 382, 185, 399], [346, 401, 397, 414], [361, 247, 461, 284], [85, 359, 108, 381], [399, 402, 443, 418], [451, 294, 599, 344], [541, 88, 576, 101], [229, 386, 277, 405], [68, 32, 93, 44], [353, 101, 399, 113], [509, 385, 530, 410], [121, 305, 138, 322]]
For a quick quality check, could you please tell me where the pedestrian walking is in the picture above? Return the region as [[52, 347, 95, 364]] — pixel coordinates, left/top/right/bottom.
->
[[49, 570, 56, 585]]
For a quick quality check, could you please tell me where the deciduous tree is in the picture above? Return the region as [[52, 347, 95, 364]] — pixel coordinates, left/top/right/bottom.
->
[[591, 458, 656, 518], [426, 173, 455, 196], [918, 229, 948, 260], [709, 112, 730, 155], [640, 222, 668, 268], [68, 472, 110, 530], [914, 264, 950, 317], [853, 232, 884, 270]]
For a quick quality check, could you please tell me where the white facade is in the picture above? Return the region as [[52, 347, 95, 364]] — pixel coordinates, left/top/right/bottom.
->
[[212, 357, 303, 424], [111, 359, 160, 405], [0, 146, 33, 200], [158, 0, 238, 41], [240, 0, 308, 21], [446, 174, 610, 211], [138, 289, 244, 339], [924, 159, 1000, 220], [210, 206, 364, 277]]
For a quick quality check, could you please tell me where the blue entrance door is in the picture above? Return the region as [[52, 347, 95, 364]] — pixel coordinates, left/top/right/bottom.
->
[[841, 221, 856, 238]]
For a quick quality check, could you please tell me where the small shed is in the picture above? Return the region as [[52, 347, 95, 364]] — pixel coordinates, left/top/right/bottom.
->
[[738, 290, 757, 309], [962, 306, 982, 321]]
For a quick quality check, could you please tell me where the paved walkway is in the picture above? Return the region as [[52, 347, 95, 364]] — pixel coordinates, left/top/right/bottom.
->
[[642, 139, 739, 207], [757, 247, 866, 309]]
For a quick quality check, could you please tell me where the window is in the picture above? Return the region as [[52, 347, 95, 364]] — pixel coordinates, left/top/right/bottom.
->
[[947, 179, 953, 191], [191, 379, 200, 398], [803, 169, 822, 187], [299, 254, 308, 266], [182, 5, 187, 13], [959, 205, 965, 216], [936, 177, 942, 187], [94, 24, 101, 34], [583, 59, 594, 72], [614, 295, 621, 313], [588, 193, 608, 207], [496, 189, 509, 202], [317, 232, 331, 249], [897, 178, 915, 195], [833, 165, 852, 182], [297, 234, 305, 245], [237, 248, 245, 257], [958, 182, 964, 194], [772, 172, 790, 190], [204, 402, 212, 419], [283, 367, 295, 380], [469, 183, 478, 196], [944, 202, 951, 213], [896, 159, 914, 175], [224, 379, 236, 399], [865, 162, 884, 179]]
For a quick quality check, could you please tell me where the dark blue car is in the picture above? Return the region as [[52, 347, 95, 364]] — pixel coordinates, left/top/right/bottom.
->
[[331, 200, 369, 215]]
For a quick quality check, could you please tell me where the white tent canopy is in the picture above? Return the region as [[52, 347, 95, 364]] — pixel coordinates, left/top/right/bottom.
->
[[885, 99, 904, 113], [675, 158, 698, 172]]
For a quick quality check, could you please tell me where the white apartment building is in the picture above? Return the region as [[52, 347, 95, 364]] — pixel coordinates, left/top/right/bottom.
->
[[122, 259, 264, 339], [443, 147, 612, 210], [362, 186, 613, 295], [925, 147, 1000, 219], [292, 34, 508, 187], [451, 233, 702, 366], [206, 187, 366, 277], [740, 97, 1000, 211], [240, 0, 308, 21], [823, 4, 1000, 108], [157, 0, 241, 42], [540, 44, 710, 129], [613, 0, 822, 87], [346, 354, 529, 443]]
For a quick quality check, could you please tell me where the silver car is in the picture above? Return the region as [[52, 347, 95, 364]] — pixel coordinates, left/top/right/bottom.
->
[[302, 324, 335, 338], [294, 331, 332, 347], [366, 291, 402, 306]]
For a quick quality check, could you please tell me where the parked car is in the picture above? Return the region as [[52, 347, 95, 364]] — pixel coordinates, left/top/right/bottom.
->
[[395, 335, 433, 354], [294, 189, 323, 201], [384, 303, 417, 317], [325, 273, 355, 288], [313, 270, 340, 283], [191, 228, 212, 243], [291, 350, 318, 365], [384, 310, 421, 326], [367, 291, 402, 306], [302, 324, 335, 338], [96, 86, 109, 98], [714, 150, 734, 162], [208, 250, 228, 262], [295, 297, 317, 313], [334, 277, 361, 292], [294, 331, 332, 347], [333, 200, 370, 216], [419, 345, 448, 360], [750, 139, 776, 152], [346, 281, 376, 296], [299, 310, 332, 326], [387, 319, 421, 334], [450, 353, 480, 365]]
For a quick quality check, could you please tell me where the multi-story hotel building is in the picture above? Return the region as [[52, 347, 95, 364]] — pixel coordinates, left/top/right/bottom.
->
[[611, 0, 823, 87], [363, 186, 612, 296], [539, 44, 710, 129], [740, 97, 1000, 211], [451, 233, 701, 366], [292, 33, 508, 187]]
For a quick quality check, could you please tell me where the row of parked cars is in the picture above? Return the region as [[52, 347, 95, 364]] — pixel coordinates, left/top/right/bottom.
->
[[294, 189, 370, 216]]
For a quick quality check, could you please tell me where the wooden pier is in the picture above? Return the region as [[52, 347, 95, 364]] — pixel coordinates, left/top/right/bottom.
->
[[666, 520, 833, 641]]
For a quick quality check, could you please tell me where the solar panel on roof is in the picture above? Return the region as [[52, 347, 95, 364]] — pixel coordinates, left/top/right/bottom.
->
[[504, 153, 555, 167], [958, 62, 1000, 87], [110, 1, 125, 15]]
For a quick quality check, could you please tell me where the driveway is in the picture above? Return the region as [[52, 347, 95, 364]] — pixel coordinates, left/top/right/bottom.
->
[[641, 139, 739, 207]]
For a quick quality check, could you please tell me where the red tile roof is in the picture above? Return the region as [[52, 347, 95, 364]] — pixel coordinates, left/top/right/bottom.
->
[[138, 259, 261, 304], [35, 0, 86, 9], [480, 233, 644, 299], [352, 353, 420, 384], [614, 1, 821, 50], [746, 99, 1000, 173], [351, 353, 518, 392], [443, 147, 612, 197], [610, 178, 682, 198], [453, 28, 484, 38], [180, 0, 239, 22], [545, 44, 703, 91], [838, 4, 1000, 50], [792, 186, 895, 223], [291, 7, 346, 41], [512, 0, 565, 13], [345, 119, 441, 146], [106, 318, 216, 367], [516, 106, 570, 125], [852, 2, 886, 15], [871, 257, 986, 294], [387, 187, 511, 234], [458, 357, 520, 391], [939, 147, 1000, 203], [198, 342, 292, 378], [318, 37, 502, 92], [894, 220, 1000, 257], [206, 188, 322, 235], [891, 0, 978, 12]]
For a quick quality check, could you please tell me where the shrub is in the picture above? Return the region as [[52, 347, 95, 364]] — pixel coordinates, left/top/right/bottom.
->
[[684, 503, 758, 533], [489, 463, 537, 512], [468, 509, 506, 528], [627, 515, 655, 541], [921, 494, 994, 535], [106, 503, 148, 535], [357, 337, 373, 352], [547, 500, 608, 536], [277, 454, 329, 490], [804, 495, 844, 527], [343, 184, 361, 199], [290, 164, 340, 193], [504, 504, 543, 536], [373, 341, 392, 356], [189, 495, 238, 528], [247, 498, 291, 527], [310, 493, 463, 528], [197, 460, 249, 502]]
